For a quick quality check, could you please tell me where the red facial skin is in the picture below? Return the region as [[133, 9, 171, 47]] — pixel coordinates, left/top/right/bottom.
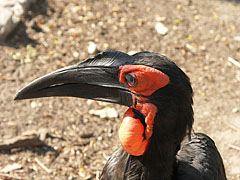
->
[[119, 65, 169, 96], [118, 65, 170, 156]]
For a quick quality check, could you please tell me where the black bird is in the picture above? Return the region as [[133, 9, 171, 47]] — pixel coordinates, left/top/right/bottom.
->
[[15, 50, 226, 180]]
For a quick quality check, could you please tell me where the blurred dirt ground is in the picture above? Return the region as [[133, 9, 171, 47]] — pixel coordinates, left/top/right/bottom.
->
[[0, 0, 240, 179]]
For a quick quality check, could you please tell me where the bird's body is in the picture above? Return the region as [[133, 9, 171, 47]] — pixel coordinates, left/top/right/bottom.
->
[[101, 133, 226, 180], [175, 133, 226, 180], [15, 50, 226, 180]]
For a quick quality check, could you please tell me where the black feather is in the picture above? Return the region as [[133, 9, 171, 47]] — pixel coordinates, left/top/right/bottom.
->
[[79, 50, 133, 67]]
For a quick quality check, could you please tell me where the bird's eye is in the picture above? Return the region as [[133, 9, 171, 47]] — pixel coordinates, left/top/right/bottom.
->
[[124, 73, 137, 87]]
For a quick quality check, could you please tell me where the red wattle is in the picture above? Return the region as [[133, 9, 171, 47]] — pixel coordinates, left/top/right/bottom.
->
[[119, 108, 149, 156]]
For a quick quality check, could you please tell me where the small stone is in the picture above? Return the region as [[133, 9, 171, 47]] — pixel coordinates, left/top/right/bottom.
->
[[228, 57, 240, 68], [12, 52, 22, 61], [31, 165, 38, 172], [57, 30, 63, 36], [199, 45, 206, 51], [194, 14, 201, 20], [88, 42, 97, 54], [70, 6, 81, 13], [31, 101, 37, 108], [0, 163, 23, 173], [41, 25, 50, 33], [98, 21, 103, 26], [97, 136, 103, 141], [13, 3, 24, 17], [172, 25, 177, 31], [155, 22, 168, 35], [209, 30, 215, 34], [89, 107, 118, 119], [68, 28, 76, 33], [73, 51, 79, 58], [185, 43, 197, 54], [176, 4, 182, 9], [103, 43, 109, 49], [232, 108, 239, 113], [234, 36, 240, 41], [87, 99, 94, 105]]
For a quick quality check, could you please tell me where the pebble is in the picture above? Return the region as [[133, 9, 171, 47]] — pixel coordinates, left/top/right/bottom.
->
[[155, 22, 168, 35], [199, 45, 206, 51], [228, 57, 240, 68], [41, 25, 51, 33], [89, 107, 118, 119], [87, 99, 94, 105], [73, 51, 79, 58], [97, 136, 103, 141], [31, 101, 37, 108], [185, 43, 197, 54], [234, 36, 240, 41], [88, 42, 97, 54], [232, 108, 239, 113], [0, 163, 23, 173]]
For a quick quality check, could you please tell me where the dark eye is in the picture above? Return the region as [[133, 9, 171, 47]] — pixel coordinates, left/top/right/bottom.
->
[[124, 73, 137, 87]]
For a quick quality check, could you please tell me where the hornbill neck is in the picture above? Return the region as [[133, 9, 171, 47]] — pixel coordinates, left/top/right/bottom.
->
[[129, 133, 180, 180]]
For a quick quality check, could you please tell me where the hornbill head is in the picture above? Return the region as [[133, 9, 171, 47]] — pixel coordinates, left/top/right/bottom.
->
[[15, 50, 193, 156]]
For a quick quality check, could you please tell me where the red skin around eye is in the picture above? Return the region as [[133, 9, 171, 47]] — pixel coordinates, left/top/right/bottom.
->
[[118, 65, 168, 156], [119, 65, 169, 96]]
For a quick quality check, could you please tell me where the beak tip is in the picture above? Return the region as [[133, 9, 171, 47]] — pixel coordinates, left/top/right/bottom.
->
[[14, 89, 28, 100], [14, 92, 22, 100]]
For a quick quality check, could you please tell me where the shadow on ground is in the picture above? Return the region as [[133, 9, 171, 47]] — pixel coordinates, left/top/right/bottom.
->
[[0, 145, 59, 157]]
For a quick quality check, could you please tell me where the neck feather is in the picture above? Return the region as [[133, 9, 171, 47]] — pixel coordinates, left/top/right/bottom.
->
[[127, 133, 180, 180]]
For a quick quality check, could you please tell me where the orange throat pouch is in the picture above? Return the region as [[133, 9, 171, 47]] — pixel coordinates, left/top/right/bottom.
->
[[118, 103, 157, 156]]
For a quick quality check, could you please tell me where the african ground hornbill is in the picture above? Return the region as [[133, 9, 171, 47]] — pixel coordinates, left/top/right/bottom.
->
[[15, 50, 226, 180]]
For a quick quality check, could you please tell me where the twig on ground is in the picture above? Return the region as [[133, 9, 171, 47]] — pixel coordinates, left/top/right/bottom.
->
[[224, 121, 240, 133], [0, 172, 23, 180], [96, 170, 100, 180], [228, 144, 240, 151], [228, 57, 240, 68], [34, 158, 52, 174]]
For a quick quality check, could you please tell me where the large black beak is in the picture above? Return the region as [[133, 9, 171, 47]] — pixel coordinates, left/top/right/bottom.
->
[[14, 50, 133, 107]]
